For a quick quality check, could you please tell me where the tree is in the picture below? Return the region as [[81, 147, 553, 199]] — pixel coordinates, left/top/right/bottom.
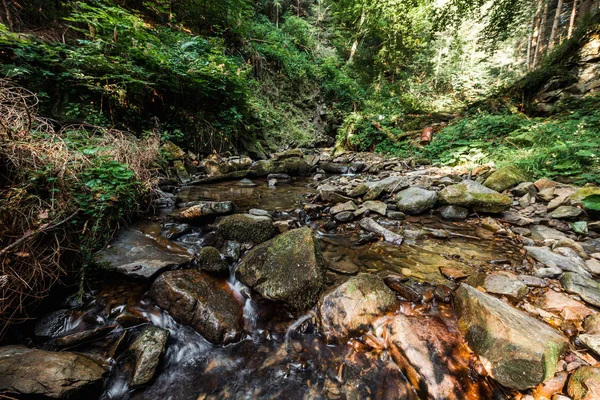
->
[[549, 0, 564, 50]]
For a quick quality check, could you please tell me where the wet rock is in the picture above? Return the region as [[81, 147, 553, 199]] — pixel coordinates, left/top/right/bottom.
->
[[525, 246, 591, 277], [355, 232, 380, 245], [550, 206, 584, 220], [438, 180, 511, 213], [561, 272, 600, 307], [150, 270, 244, 344], [330, 201, 357, 214], [567, 366, 600, 400], [251, 157, 310, 177], [0, 345, 105, 398], [35, 310, 77, 338], [94, 227, 193, 279], [163, 223, 191, 240], [175, 201, 235, 221], [236, 228, 325, 309], [359, 218, 403, 245], [334, 211, 354, 223], [197, 246, 228, 273], [396, 187, 438, 215], [362, 200, 387, 216], [327, 259, 359, 275], [483, 272, 529, 300], [439, 266, 470, 281], [455, 284, 568, 390], [318, 184, 353, 204], [55, 325, 117, 348], [439, 205, 468, 221], [383, 276, 422, 302], [223, 241, 241, 262], [512, 182, 538, 197], [484, 166, 528, 192], [217, 214, 276, 244], [386, 210, 406, 220], [267, 173, 291, 182], [130, 326, 168, 387], [319, 274, 396, 343], [530, 225, 568, 241], [381, 314, 493, 400], [249, 208, 271, 217]]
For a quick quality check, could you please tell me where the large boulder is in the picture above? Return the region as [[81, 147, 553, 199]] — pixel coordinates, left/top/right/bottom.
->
[[94, 226, 193, 279], [438, 180, 512, 213], [236, 227, 325, 309], [130, 326, 169, 387], [217, 214, 276, 244], [380, 315, 493, 400], [560, 272, 600, 307], [251, 157, 310, 177], [396, 187, 438, 215], [149, 270, 244, 344], [319, 274, 396, 343], [454, 284, 568, 390], [484, 166, 528, 192], [0, 345, 105, 398]]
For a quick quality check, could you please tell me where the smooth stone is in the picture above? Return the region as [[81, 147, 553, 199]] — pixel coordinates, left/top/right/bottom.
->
[[534, 266, 563, 278], [150, 270, 244, 345], [585, 258, 600, 274], [571, 221, 588, 234], [484, 166, 528, 192], [362, 200, 388, 216], [130, 326, 169, 387], [217, 214, 276, 244], [319, 274, 396, 343], [525, 246, 591, 277], [396, 187, 438, 215], [334, 211, 354, 222], [550, 206, 584, 220], [535, 178, 559, 191], [439, 205, 468, 221], [386, 210, 406, 220], [236, 228, 325, 309], [483, 272, 529, 300], [0, 345, 105, 398], [578, 334, 600, 357], [438, 180, 511, 213], [236, 178, 256, 187], [249, 208, 271, 217], [330, 201, 358, 215], [454, 284, 568, 390], [561, 272, 600, 308], [327, 259, 359, 275]]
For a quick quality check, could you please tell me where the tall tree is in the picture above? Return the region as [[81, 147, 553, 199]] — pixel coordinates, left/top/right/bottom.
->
[[549, 0, 564, 50], [568, 0, 579, 38]]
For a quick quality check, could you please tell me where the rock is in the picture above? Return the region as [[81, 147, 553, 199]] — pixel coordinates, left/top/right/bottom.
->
[[348, 184, 369, 197], [364, 186, 385, 200], [236, 178, 256, 186], [572, 221, 589, 234], [585, 313, 600, 334], [535, 178, 559, 191], [362, 200, 388, 216], [525, 246, 591, 277], [150, 270, 244, 344], [483, 272, 529, 300], [512, 182, 538, 197], [484, 166, 528, 192], [480, 216, 503, 233], [538, 187, 556, 202], [161, 141, 185, 160], [550, 206, 584, 220], [172, 160, 190, 183], [268, 178, 278, 187], [251, 157, 310, 177], [530, 225, 568, 241], [217, 214, 276, 244], [439, 266, 470, 280], [561, 272, 600, 308], [330, 201, 357, 214], [364, 176, 408, 194], [585, 258, 600, 274], [130, 327, 168, 387], [334, 211, 354, 222], [55, 325, 117, 348], [548, 193, 572, 211], [319, 274, 396, 343], [175, 201, 235, 221], [567, 366, 600, 400], [94, 227, 193, 279], [358, 218, 403, 245], [438, 180, 511, 213], [249, 208, 271, 217], [0, 345, 105, 398], [517, 274, 546, 287], [223, 241, 241, 262], [537, 290, 593, 321], [439, 205, 468, 221], [386, 210, 406, 220], [197, 246, 228, 273], [571, 186, 600, 208], [396, 187, 438, 215], [498, 212, 535, 226], [267, 173, 291, 182], [534, 266, 563, 278], [318, 184, 353, 204], [34, 310, 76, 338], [519, 193, 532, 208], [578, 334, 600, 357], [454, 284, 568, 390], [327, 259, 359, 275], [236, 228, 325, 309], [381, 314, 493, 399]]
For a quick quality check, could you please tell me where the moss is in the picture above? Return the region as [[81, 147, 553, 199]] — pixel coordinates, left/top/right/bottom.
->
[[439, 181, 511, 213], [568, 366, 600, 400], [572, 186, 600, 203], [197, 246, 228, 273], [161, 141, 185, 161], [543, 340, 567, 382], [217, 214, 276, 244], [483, 166, 528, 192], [471, 193, 512, 213]]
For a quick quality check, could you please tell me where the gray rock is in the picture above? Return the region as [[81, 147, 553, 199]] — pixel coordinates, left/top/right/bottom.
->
[[362, 200, 388, 216], [511, 182, 538, 197], [518, 193, 532, 208], [439, 205, 468, 221], [0, 345, 105, 398], [386, 210, 406, 220], [483, 272, 529, 300], [150, 270, 244, 344], [534, 266, 563, 278], [585, 258, 600, 274], [330, 201, 358, 215], [396, 187, 438, 215], [517, 274, 547, 288], [175, 201, 235, 221], [334, 211, 354, 222], [130, 327, 169, 387], [561, 272, 600, 307], [268, 178, 278, 187], [525, 246, 591, 277], [498, 212, 535, 226], [217, 214, 276, 244], [94, 226, 193, 279], [319, 274, 396, 343], [236, 228, 325, 309], [455, 284, 568, 390], [364, 176, 408, 194], [196, 246, 228, 273], [223, 241, 241, 262], [318, 184, 353, 203], [249, 208, 271, 217], [359, 218, 403, 245], [438, 180, 511, 213], [530, 225, 568, 241], [578, 334, 600, 357], [236, 178, 256, 187], [550, 206, 584, 220]]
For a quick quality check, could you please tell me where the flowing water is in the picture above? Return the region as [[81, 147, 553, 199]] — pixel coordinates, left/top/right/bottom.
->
[[29, 177, 524, 399]]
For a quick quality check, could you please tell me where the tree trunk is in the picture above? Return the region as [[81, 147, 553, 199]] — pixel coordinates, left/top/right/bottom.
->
[[347, 5, 367, 64], [579, 0, 594, 19], [568, 0, 578, 38], [549, 0, 564, 50], [534, 0, 549, 67], [528, 0, 544, 69]]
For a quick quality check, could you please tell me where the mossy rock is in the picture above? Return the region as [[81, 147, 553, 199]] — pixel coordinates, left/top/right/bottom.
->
[[217, 214, 276, 244], [197, 247, 228, 273], [161, 141, 185, 161], [483, 166, 528, 192], [236, 227, 325, 309], [567, 366, 600, 400], [439, 180, 511, 213], [250, 158, 310, 177]]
